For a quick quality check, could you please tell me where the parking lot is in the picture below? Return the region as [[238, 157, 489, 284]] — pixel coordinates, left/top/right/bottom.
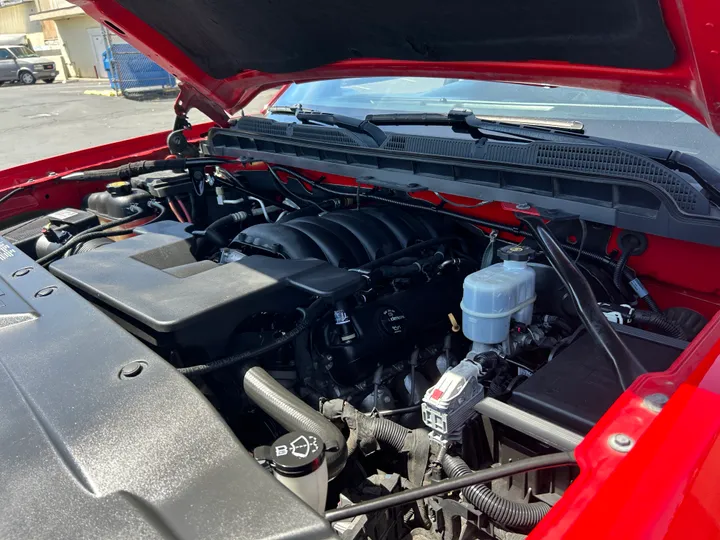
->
[[0, 81, 276, 170]]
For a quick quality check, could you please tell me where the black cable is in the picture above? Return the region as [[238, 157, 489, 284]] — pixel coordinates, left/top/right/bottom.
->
[[35, 201, 166, 266], [324, 452, 576, 522], [36, 204, 149, 266], [266, 166, 326, 212], [377, 404, 422, 417], [214, 168, 298, 212], [357, 236, 456, 271], [434, 191, 492, 208], [0, 187, 27, 206], [263, 165, 654, 305], [178, 299, 326, 375], [613, 250, 632, 293], [38, 229, 135, 267], [268, 165, 523, 235], [522, 216, 646, 390], [548, 326, 586, 362], [574, 219, 587, 263], [644, 295, 661, 314]]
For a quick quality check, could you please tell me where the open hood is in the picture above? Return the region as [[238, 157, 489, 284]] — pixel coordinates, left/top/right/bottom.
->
[[74, 0, 720, 131]]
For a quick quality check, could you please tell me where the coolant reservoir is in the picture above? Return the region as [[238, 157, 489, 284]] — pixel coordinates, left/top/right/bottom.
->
[[460, 245, 536, 347]]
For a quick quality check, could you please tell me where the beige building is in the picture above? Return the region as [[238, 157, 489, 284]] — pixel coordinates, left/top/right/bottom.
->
[[29, 0, 123, 79], [0, 0, 44, 48]]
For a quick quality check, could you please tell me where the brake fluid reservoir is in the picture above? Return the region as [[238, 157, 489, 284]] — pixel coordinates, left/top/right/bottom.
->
[[460, 245, 536, 346]]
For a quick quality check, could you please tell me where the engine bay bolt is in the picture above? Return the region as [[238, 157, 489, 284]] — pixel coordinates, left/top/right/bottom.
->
[[12, 267, 32, 277], [643, 393, 669, 413], [119, 361, 147, 379], [608, 433, 634, 453]]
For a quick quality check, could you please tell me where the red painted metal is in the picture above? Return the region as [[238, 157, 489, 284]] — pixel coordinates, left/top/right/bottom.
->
[[607, 231, 720, 319], [260, 84, 290, 115], [530, 311, 720, 539], [73, 0, 720, 132], [0, 122, 213, 222]]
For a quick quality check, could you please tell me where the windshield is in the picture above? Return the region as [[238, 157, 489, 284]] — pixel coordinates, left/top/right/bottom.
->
[[8, 46, 38, 58], [270, 77, 720, 169]]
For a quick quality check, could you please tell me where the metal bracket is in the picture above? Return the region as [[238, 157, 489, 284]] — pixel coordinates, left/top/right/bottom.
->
[[175, 83, 230, 127], [167, 129, 199, 158]]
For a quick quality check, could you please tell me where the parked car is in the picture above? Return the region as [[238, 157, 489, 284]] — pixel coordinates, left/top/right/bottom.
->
[[0, 45, 58, 85]]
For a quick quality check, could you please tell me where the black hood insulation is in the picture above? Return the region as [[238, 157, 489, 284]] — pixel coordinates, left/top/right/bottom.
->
[[115, 0, 675, 79]]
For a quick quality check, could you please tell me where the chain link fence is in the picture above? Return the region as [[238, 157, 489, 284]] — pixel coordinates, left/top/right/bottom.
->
[[101, 27, 177, 98]]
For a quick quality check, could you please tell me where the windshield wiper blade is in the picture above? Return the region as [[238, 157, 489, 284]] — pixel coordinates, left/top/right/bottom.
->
[[473, 114, 584, 133], [366, 109, 547, 142]]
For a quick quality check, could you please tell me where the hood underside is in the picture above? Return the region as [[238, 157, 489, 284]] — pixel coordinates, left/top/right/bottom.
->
[[76, 0, 720, 133]]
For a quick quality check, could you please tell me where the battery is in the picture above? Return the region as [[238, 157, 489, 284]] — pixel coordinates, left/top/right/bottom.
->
[[510, 325, 685, 434], [0, 208, 99, 258]]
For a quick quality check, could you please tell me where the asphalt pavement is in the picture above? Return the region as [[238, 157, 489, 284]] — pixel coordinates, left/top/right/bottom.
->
[[0, 81, 276, 171]]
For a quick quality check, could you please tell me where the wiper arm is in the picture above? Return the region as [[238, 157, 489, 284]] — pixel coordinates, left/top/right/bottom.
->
[[268, 106, 535, 143], [267, 105, 387, 145], [296, 110, 388, 146]]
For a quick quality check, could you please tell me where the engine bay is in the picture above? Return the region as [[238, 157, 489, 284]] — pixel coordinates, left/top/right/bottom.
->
[[1, 160, 711, 539]]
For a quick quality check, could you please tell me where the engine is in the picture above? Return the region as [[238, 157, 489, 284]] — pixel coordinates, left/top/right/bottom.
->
[[4, 168, 705, 540]]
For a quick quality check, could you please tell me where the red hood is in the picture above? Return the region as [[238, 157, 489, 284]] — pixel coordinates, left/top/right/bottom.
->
[[77, 0, 720, 133]]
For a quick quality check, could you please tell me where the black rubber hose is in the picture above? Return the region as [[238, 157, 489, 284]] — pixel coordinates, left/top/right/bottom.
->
[[325, 452, 576, 523], [321, 400, 410, 452], [361, 414, 409, 451], [633, 310, 688, 341], [60, 157, 233, 181], [442, 455, 551, 531], [521, 216, 646, 390], [243, 366, 348, 479], [202, 211, 247, 247]]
